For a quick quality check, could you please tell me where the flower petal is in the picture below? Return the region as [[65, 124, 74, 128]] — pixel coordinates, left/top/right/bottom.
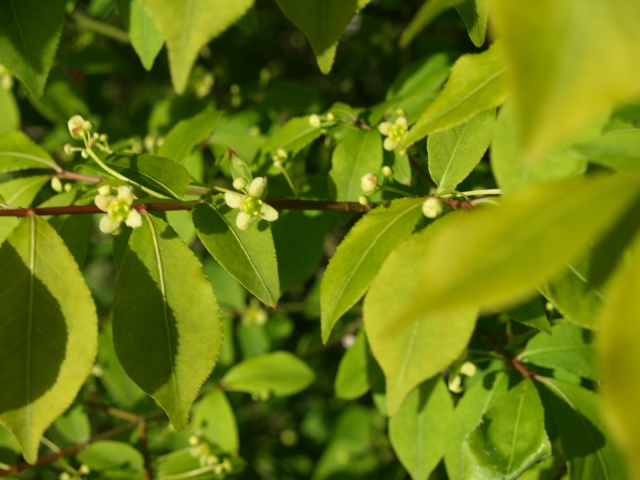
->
[[383, 137, 398, 151], [248, 177, 266, 198], [236, 211, 253, 230], [259, 203, 279, 222], [378, 122, 391, 135], [125, 209, 143, 228], [396, 116, 408, 127], [117, 185, 134, 204], [225, 192, 244, 208], [94, 194, 112, 212], [99, 215, 121, 234]]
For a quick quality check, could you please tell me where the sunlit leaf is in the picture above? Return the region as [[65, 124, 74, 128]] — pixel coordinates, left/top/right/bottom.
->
[[113, 214, 222, 430], [0, 131, 58, 173], [456, 0, 491, 47], [158, 109, 224, 164], [191, 388, 238, 454], [119, 0, 164, 70], [0, 217, 98, 463]]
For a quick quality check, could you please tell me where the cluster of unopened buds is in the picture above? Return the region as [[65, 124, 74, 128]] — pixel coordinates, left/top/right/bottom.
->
[[308, 112, 335, 130], [225, 176, 279, 230], [65, 115, 110, 156], [188, 434, 234, 474], [94, 185, 143, 235]]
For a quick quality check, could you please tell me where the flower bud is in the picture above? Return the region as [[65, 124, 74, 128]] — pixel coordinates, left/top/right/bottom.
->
[[63, 143, 74, 155], [233, 177, 248, 190], [309, 114, 321, 128], [326, 112, 335, 122], [360, 173, 378, 193], [382, 166, 394, 177], [51, 177, 63, 193], [67, 115, 86, 140], [358, 195, 370, 206], [422, 197, 444, 218]]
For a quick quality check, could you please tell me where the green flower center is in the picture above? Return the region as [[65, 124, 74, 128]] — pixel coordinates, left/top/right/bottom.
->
[[108, 198, 131, 222], [242, 196, 263, 216], [388, 123, 406, 142]]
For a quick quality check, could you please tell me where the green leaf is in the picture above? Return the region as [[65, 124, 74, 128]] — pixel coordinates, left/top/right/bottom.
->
[[221, 351, 314, 397], [492, 0, 640, 161], [364, 216, 477, 415], [191, 388, 238, 454], [0, 130, 59, 173], [444, 370, 509, 480], [539, 258, 605, 330], [334, 330, 381, 400], [401, 42, 508, 148], [112, 214, 222, 430], [520, 323, 596, 380], [428, 108, 495, 194], [492, 101, 589, 196], [0, 217, 98, 463], [321, 197, 425, 342], [76, 440, 144, 473], [230, 154, 253, 183], [0, 87, 20, 136], [0, 0, 65, 97], [273, 0, 371, 74], [575, 129, 640, 172], [193, 201, 280, 306], [53, 405, 90, 444], [540, 378, 627, 480], [398, 173, 640, 321], [463, 380, 551, 479], [389, 377, 454, 480], [119, 0, 164, 71], [400, 0, 464, 48], [259, 116, 323, 164], [385, 54, 451, 124], [329, 129, 383, 202], [456, 0, 491, 47], [158, 109, 224, 164], [105, 153, 192, 199], [503, 298, 552, 335], [140, 0, 255, 93], [598, 239, 640, 479]]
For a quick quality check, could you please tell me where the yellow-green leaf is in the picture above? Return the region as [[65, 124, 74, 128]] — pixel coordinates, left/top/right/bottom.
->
[[492, 0, 640, 161], [0, 217, 98, 463]]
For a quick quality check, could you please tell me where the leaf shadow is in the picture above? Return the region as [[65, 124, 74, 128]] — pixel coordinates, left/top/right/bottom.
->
[[0, 243, 67, 413], [112, 246, 179, 397]]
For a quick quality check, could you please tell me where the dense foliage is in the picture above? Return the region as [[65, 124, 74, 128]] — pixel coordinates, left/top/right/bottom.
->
[[1, 0, 640, 479]]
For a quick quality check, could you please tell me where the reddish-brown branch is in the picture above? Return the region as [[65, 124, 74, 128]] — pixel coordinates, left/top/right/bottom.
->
[[138, 421, 154, 480]]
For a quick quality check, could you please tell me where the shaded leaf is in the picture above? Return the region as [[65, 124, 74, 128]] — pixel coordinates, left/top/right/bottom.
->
[[334, 330, 381, 400], [0, 0, 65, 97], [428, 108, 495, 194], [76, 440, 144, 473], [463, 380, 551, 479], [191, 388, 238, 454], [0, 217, 98, 463], [0, 130, 58, 173], [112, 214, 222, 430], [221, 351, 314, 396], [401, 42, 508, 148], [520, 323, 596, 380], [0, 87, 19, 136], [259, 116, 322, 164], [329, 129, 383, 202], [540, 378, 627, 480], [141, 0, 254, 93], [193, 200, 280, 306], [158, 109, 224, 164], [400, 0, 464, 48], [492, 0, 640, 160], [364, 215, 477, 415], [575, 129, 640, 172], [321, 197, 425, 342], [456, 0, 491, 47], [389, 377, 454, 480], [274, 0, 372, 74], [504, 297, 552, 335], [398, 174, 640, 321]]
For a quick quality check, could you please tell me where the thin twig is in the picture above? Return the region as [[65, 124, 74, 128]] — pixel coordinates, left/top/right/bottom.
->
[[138, 421, 154, 480]]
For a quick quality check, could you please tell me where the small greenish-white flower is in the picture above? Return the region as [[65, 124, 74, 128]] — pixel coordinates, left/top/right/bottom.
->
[[378, 116, 408, 151], [272, 148, 288, 165], [422, 197, 444, 219], [67, 115, 93, 140], [95, 185, 143, 235], [360, 172, 378, 193], [225, 177, 279, 230]]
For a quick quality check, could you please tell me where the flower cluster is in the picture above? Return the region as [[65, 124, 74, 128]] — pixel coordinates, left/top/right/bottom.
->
[[225, 177, 279, 230], [94, 185, 143, 235], [378, 116, 408, 151]]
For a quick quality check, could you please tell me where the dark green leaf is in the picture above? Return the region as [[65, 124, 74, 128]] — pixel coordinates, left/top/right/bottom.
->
[[456, 0, 491, 47], [193, 201, 280, 306], [112, 214, 222, 430], [221, 351, 314, 397], [321, 198, 425, 342], [504, 297, 552, 335], [400, 0, 464, 48], [462, 380, 551, 479], [0, 0, 65, 97], [389, 377, 454, 480], [334, 330, 381, 400], [0, 87, 19, 136], [273, 0, 372, 73], [0, 130, 58, 173], [76, 440, 144, 473], [259, 116, 322, 164], [0, 217, 98, 463]]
